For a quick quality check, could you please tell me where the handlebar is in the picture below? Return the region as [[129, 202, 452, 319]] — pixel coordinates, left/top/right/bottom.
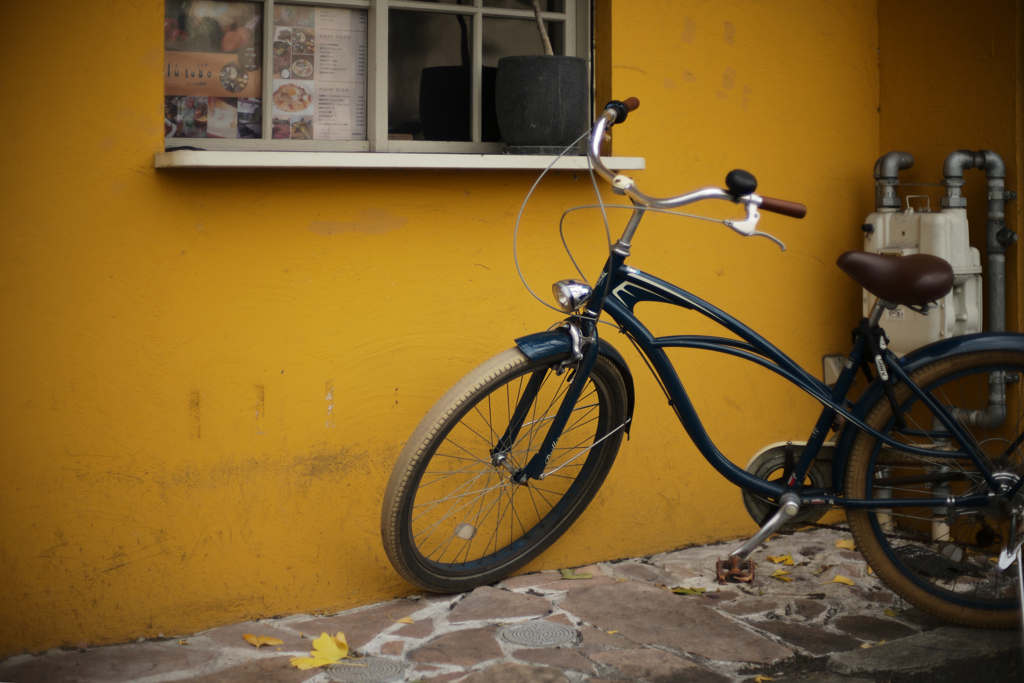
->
[[589, 99, 807, 249]]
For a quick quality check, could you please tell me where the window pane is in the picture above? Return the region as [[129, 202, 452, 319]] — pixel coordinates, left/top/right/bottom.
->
[[389, 9, 476, 142], [483, 17, 564, 65], [164, 0, 263, 139], [483, 1, 564, 11], [270, 4, 368, 140]]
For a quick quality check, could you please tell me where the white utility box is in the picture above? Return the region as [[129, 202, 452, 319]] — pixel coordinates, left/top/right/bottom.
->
[[862, 206, 982, 356]]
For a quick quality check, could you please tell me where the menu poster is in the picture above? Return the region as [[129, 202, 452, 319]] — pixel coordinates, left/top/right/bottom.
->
[[271, 5, 367, 140], [164, 0, 263, 139]]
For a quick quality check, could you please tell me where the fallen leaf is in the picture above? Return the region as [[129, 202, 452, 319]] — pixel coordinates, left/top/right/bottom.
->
[[824, 575, 855, 586], [389, 614, 414, 624], [755, 676, 774, 682], [560, 568, 592, 580], [767, 553, 794, 566], [769, 569, 793, 582], [867, 566, 874, 575], [290, 632, 367, 670], [812, 564, 832, 576], [835, 539, 857, 551], [884, 608, 902, 617], [606, 630, 619, 634], [860, 642, 872, 649], [672, 586, 707, 595], [243, 634, 284, 650], [179, 640, 188, 645]]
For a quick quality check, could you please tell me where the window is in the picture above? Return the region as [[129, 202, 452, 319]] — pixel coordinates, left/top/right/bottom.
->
[[163, 0, 589, 154]]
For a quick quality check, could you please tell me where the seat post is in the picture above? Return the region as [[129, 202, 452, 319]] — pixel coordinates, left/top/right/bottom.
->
[[868, 299, 887, 326]]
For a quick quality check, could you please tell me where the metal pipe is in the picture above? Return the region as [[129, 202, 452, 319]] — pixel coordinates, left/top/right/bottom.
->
[[873, 151, 914, 209], [941, 149, 1016, 430]]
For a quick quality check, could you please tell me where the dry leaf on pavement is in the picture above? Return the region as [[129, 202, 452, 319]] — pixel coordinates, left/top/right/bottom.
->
[[243, 634, 284, 650]]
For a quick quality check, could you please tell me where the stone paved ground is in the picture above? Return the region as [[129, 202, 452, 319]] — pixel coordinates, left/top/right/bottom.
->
[[2, 528, 1021, 683]]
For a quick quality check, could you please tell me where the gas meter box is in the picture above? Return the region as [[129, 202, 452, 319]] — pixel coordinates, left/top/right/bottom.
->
[[862, 206, 982, 357]]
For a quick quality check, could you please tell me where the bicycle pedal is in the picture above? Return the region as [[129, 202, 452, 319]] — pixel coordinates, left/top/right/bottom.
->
[[716, 556, 756, 584]]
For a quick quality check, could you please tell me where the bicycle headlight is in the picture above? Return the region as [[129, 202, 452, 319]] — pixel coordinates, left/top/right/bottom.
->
[[552, 279, 593, 312]]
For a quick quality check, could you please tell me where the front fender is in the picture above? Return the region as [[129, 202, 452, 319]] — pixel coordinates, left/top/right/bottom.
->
[[515, 329, 636, 436], [831, 332, 1024, 491]]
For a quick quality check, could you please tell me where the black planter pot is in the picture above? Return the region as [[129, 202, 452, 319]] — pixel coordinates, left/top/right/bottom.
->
[[495, 55, 588, 153], [419, 66, 500, 142]]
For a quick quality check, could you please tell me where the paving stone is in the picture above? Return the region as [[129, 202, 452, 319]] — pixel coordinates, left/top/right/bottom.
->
[[413, 671, 466, 683], [394, 618, 436, 638], [408, 626, 503, 667], [201, 620, 308, 651], [560, 581, 791, 664], [792, 598, 829, 620], [185, 657, 311, 682], [544, 613, 576, 627], [605, 561, 676, 585], [293, 600, 420, 649], [590, 648, 730, 683], [500, 571, 563, 591], [379, 640, 404, 656], [512, 646, 596, 674], [832, 615, 917, 642], [449, 586, 551, 622], [829, 626, 1021, 675], [755, 621, 863, 655], [713, 597, 786, 617], [0, 643, 216, 683], [456, 661, 568, 683], [657, 559, 701, 582], [578, 624, 640, 649]]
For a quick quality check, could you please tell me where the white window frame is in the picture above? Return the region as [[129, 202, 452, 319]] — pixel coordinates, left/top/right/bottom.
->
[[158, 0, 644, 170]]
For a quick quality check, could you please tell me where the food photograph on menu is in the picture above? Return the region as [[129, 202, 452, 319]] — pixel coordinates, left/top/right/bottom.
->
[[270, 4, 367, 140], [164, 0, 263, 139]]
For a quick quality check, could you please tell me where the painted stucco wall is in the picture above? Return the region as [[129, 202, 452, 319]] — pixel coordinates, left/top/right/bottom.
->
[[2, 0, 971, 657]]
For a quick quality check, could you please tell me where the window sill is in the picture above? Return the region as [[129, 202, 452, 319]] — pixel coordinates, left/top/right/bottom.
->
[[154, 150, 646, 171]]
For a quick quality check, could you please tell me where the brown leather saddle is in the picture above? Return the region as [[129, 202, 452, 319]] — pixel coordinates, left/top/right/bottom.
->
[[836, 251, 954, 307]]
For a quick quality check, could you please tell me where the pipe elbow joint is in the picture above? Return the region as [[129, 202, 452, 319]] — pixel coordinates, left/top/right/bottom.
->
[[978, 150, 1006, 179], [873, 151, 914, 180], [942, 150, 977, 179]]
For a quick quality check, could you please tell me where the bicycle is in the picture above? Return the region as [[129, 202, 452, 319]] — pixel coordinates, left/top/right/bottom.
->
[[381, 98, 1024, 629]]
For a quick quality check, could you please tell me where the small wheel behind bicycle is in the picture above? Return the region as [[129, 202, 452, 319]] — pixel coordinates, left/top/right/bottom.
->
[[381, 347, 629, 593], [742, 442, 832, 529]]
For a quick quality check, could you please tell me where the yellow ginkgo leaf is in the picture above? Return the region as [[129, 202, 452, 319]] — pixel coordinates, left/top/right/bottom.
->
[[290, 632, 364, 670], [824, 575, 856, 586], [767, 553, 794, 566], [672, 586, 706, 595], [755, 676, 774, 682], [883, 608, 902, 618], [769, 569, 793, 582], [835, 539, 857, 551], [867, 566, 874, 575], [560, 568, 593, 580], [389, 614, 414, 624], [243, 634, 284, 650], [606, 630, 619, 634]]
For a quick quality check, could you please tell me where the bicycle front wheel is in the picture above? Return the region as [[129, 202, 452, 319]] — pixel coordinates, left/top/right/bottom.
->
[[381, 347, 628, 592], [845, 349, 1024, 628]]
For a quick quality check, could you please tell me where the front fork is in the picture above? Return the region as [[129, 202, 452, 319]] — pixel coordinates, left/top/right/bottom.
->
[[490, 319, 598, 484]]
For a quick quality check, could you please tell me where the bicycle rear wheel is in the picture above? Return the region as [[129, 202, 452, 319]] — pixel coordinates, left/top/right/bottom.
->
[[381, 347, 628, 592], [845, 349, 1024, 628]]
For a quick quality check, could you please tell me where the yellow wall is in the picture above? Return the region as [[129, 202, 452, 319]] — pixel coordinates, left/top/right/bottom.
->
[[11, 0, 1010, 656], [878, 0, 1022, 334]]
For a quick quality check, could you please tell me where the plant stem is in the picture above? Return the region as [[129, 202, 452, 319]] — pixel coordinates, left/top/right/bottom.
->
[[531, 0, 554, 56]]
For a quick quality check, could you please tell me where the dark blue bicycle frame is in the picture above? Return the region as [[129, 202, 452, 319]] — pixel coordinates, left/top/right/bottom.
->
[[516, 248, 1011, 512]]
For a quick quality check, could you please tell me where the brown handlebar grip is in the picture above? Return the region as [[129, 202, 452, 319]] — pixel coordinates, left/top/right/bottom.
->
[[622, 97, 640, 112], [759, 196, 807, 219]]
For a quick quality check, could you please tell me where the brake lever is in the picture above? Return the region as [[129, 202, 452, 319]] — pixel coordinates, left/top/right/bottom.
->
[[723, 202, 787, 251]]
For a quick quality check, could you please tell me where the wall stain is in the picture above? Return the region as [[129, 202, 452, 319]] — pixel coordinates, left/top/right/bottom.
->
[[325, 381, 335, 428], [308, 208, 408, 236], [255, 385, 265, 434], [681, 16, 696, 45], [189, 390, 201, 439], [724, 21, 736, 45], [663, 77, 677, 90]]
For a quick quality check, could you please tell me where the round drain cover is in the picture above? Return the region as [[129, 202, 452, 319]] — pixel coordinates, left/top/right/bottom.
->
[[324, 657, 404, 682], [499, 621, 575, 648]]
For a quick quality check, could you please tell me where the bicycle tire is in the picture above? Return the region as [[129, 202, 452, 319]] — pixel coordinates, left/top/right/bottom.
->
[[845, 349, 1024, 628], [381, 346, 628, 592]]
